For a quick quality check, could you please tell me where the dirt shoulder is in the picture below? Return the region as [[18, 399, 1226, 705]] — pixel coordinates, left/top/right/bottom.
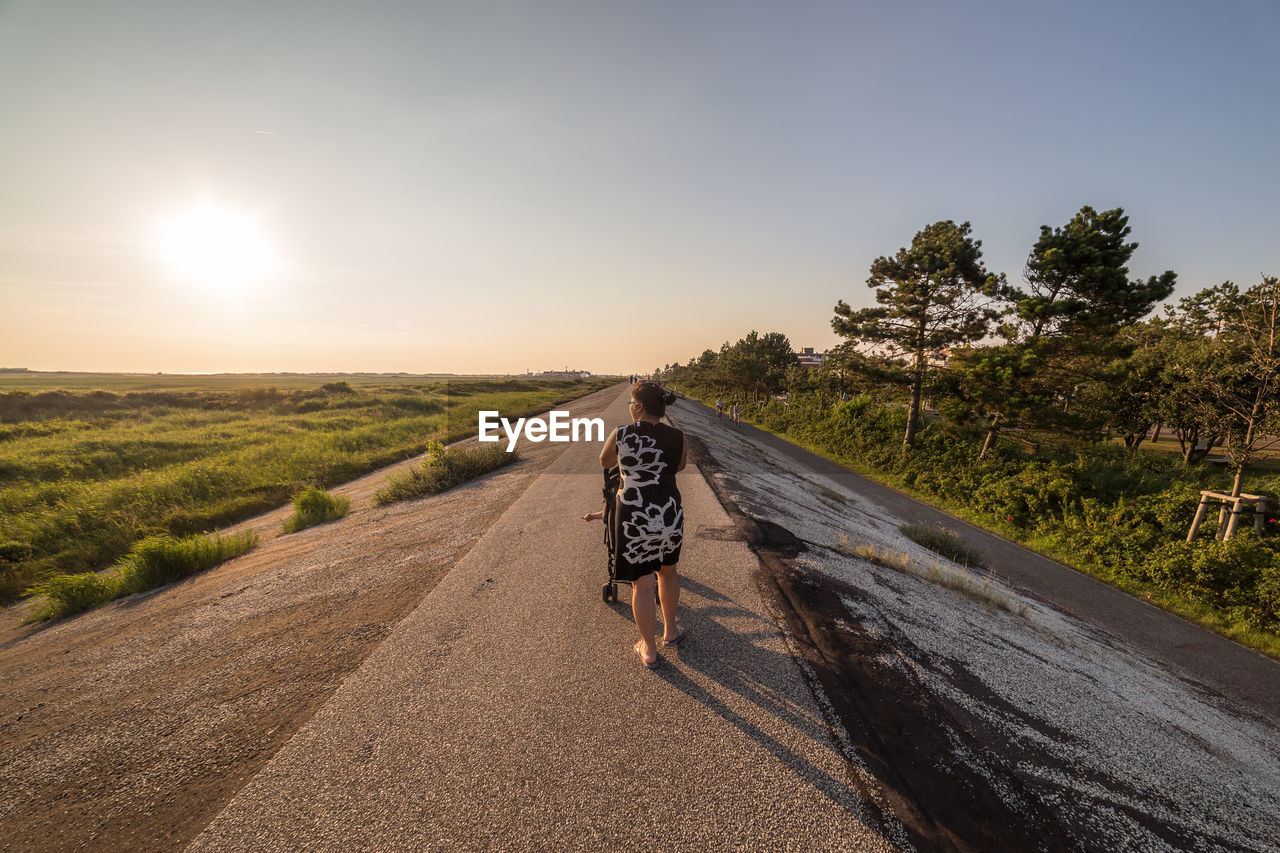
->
[[0, 383, 623, 853]]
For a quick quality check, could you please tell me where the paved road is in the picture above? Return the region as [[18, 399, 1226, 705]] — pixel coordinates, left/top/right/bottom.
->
[[191, 388, 902, 851], [674, 397, 1280, 730]]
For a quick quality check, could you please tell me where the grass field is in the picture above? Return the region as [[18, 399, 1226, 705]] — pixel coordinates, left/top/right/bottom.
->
[[0, 369, 486, 392], [0, 373, 614, 603]]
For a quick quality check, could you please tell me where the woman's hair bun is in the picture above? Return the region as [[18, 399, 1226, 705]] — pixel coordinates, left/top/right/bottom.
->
[[632, 381, 674, 417]]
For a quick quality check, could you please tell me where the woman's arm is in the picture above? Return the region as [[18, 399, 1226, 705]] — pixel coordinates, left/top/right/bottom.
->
[[677, 433, 687, 472], [599, 427, 619, 468]]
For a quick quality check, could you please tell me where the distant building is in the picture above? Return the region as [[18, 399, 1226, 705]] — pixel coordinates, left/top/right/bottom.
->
[[796, 347, 825, 368], [533, 369, 593, 379], [925, 348, 953, 367]]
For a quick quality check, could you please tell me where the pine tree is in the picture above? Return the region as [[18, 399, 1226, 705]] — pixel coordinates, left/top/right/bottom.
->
[[832, 220, 1004, 448]]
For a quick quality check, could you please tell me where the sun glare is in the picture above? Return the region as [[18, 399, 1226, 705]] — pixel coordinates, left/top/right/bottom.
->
[[158, 202, 276, 291]]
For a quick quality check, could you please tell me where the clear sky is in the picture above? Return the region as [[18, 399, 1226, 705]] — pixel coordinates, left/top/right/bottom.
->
[[2, 0, 1277, 375]]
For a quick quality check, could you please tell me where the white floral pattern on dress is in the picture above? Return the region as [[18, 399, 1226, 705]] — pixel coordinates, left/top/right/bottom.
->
[[620, 497, 683, 564], [617, 426, 665, 507]]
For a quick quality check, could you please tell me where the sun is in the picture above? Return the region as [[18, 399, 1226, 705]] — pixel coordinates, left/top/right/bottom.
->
[[158, 202, 277, 291]]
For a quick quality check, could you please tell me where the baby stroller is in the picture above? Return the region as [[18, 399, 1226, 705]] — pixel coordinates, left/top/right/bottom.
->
[[601, 465, 659, 605]]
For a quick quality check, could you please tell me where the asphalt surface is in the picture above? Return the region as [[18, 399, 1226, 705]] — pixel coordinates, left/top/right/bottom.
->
[[189, 388, 902, 851], [677, 398, 1280, 730], [668, 397, 1280, 851]]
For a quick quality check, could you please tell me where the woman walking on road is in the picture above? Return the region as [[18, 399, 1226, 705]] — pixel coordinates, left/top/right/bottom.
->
[[599, 381, 687, 669]]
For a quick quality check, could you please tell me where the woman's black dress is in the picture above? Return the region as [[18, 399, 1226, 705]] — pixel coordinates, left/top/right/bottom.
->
[[614, 420, 684, 581]]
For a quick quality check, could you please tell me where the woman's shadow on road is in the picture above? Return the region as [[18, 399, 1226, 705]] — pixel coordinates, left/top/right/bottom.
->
[[605, 574, 877, 823]]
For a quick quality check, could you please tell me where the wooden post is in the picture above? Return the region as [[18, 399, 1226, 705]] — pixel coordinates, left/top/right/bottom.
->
[[1216, 503, 1231, 539], [1187, 493, 1211, 543], [1256, 497, 1271, 536], [1224, 498, 1245, 541]]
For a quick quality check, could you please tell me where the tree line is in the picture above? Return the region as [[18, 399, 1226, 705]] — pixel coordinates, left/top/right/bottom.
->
[[660, 205, 1279, 501]]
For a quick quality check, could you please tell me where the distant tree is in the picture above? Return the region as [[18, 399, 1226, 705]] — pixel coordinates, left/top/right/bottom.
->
[[784, 363, 817, 394], [1083, 323, 1169, 454], [1147, 277, 1280, 487], [1155, 333, 1226, 465], [833, 220, 1004, 448], [752, 331, 800, 399], [937, 341, 1046, 457], [816, 341, 896, 400], [1199, 277, 1280, 496], [1018, 206, 1177, 341], [718, 330, 798, 403], [953, 206, 1176, 457], [1165, 281, 1242, 337]]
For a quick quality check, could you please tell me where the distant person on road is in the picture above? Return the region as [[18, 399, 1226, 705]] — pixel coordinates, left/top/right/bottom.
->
[[598, 381, 687, 669], [715, 397, 724, 418], [731, 400, 741, 426]]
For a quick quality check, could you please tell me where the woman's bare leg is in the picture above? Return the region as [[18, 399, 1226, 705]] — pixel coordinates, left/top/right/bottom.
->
[[658, 563, 680, 641], [632, 573, 658, 664]]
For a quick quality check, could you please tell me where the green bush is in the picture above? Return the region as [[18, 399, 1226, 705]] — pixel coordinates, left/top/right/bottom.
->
[[373, 441, 518, 505], [114, 531, 259, 596], [1138, 537, 1280, 629], [25, 571, 116, 618], [27, 530, 258, 620], [282, 487, 351, 533], [0, 541, 33, 562]]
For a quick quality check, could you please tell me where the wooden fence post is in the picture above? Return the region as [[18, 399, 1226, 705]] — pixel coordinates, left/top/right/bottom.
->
[[1187, 493, 1211, 543], [1224, 498, 1245, 541]]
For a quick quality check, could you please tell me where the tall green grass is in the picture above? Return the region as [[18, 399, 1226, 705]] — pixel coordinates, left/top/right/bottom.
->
[[373, 441, 518, 505], [1, 377, 611, 602], [282, 487, 350, 533], [27, 530, 259, 620], [900, 523, 986, 568]]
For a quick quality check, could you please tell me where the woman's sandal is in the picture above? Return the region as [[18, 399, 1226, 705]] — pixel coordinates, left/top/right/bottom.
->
[[661, 626, 686, 647], [634, 640, 659, 669]]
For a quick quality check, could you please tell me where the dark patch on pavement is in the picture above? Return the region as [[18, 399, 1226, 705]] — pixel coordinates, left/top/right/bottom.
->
[[753, 516, 808, 557], [687, 434, 1057, 851], [694, 523, 751, 543]]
